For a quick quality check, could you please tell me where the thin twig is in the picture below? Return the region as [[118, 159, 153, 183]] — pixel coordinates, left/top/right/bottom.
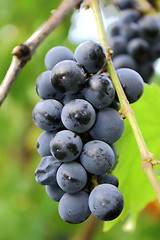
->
[[0, 0, 83, 106]]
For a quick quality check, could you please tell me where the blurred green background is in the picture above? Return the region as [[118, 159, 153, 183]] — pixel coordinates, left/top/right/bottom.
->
[[1, 0, 160, 239]]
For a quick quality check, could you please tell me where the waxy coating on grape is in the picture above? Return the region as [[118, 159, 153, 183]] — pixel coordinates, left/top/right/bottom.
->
[[89, 184, 124, 221], [45, 46, 73, 70], [36, 131, 57, 157], [116, 68, 144, 103], [61, 99, 96, 133], [51, 60, 85, 94], [58, 191, 91, 224], [80, 140, 115, 175], [83, 74, 115, 109], [56, 162, 87, 193], [45, 183, 65, 202], [90, 107, 124, 144], [50, 130, 82, 162], [112, 54, 137, 70], [74, 40, 106, 74], [35, 156, 61, 185], [36, 71, 63, 100], [32, 99, 63, 131], [98, 174, 119, 187]]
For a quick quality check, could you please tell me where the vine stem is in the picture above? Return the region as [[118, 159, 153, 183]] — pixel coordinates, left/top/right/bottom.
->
[[0, 0, 83, 106], [88, 0, 160, 201]]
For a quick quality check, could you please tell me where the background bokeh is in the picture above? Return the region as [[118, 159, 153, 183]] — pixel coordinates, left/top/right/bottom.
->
[[0, 0, 160, 239]]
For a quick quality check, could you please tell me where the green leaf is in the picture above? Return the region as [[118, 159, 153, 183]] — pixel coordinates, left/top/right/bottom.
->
[[104, 83, 160, 232]]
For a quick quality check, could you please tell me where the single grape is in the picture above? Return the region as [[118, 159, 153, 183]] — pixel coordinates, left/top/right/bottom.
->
[[151, 40, 160, 60], [108, 21, 122, 37], [97, 174, 119, 187], [56, 162, 87, 193], [138, 15, 160, 40], [80, 140, 115, 175], [137, 61, 153, 84], [32, 99, 63, 131], [74, 40, 106, 74], [89, 184, 124, 221], [109, 36, 127, 55], [120, 9, 141, 23], [115, 0, 137, 10], [45, 46, 73, 70], [36, 130, 57, 157], [116, 68, 144, 103], [45, 183, 65, 202], [127, 38, 150, 61], [112, 54, 137, 70], [50, 130, 83, 162], [51, 60, 85, 94], [90, 107, 124, 144], [82, 74, 115, 109], [36, 71, 64, 100], [61, 99, 96, 133], [121, 22, 139, 40], [58, 191, 90, 224], [35, 156, 61, 185]]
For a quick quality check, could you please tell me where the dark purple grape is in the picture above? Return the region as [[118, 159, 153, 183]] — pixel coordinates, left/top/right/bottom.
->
[[45, 46, 73, 70], [74, 40, 106, 74], [45, 183, 65, 202], [112, 54, 137, 70], [109, 36, 127, 55], [98, 174, 119, 187], [127, 38, 150, 61]]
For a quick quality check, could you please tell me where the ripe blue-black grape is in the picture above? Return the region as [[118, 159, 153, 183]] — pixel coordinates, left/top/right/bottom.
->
[[74, 40, 106, 74], [138, 15, 160, 40], [127, 38, 150, 61], [115, 0, 137, 10], [108, 21, 122, 37], [36, 71, 64, 100], [121, 22, 139, 40], [116, 68, 144, 103], [61, 99, 96, 133], [35, 156, 61, 185], [80, 140, 115, 175], [63, 92, 84, 105], [112, 54, 137, 70], [120, 9, 141, 23], [83, 74, 115, 109], [51, 60, 85, 94], [56, 162, 87, 193], [89, 184, 124, 221], [137, 61, 153, 84], [36, 131, 57, 157], [109, 36, 126, 55], [45, 46, 73, 70], [50, 130, 82, 162], [90, 107, 124, 144], [98, 174, 119, 187], [45, 183, 65, 202], [32, 99, 63, 131], [58, 191, 90, 224]]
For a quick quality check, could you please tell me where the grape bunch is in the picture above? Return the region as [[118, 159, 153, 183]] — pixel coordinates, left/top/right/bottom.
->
[[108, 0, 160, 83], [33, 39, 144, 224]]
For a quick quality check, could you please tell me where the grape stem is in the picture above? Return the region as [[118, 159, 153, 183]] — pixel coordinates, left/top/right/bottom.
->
[[88, 0, 160, 201], [0, 0, 83, 106]]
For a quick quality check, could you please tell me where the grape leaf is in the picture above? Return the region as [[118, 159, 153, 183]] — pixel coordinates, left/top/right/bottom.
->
[[104, 83, 160, 232]]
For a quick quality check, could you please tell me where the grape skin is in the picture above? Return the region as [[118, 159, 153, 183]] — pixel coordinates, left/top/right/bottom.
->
[[45, 46, 73, 70], [35, 156, 61, 185], [50, 130, 83, 162], [58, 191, 91, 224], [51, 60, 85, 94], [80, 140, 115, 175], [74, 40, 106, 74], [36, 71, 63, 100], [112, 54, 137, 70], [127, 38, 150, 61], [32, 99, 63, 131], [109, 36, 127, 55], [61, 99, 96, 133], [90, 107, 124, 144], [98, 174, 119, 187], [83, 74, 115, 110], [56, 162, 87, 193], [36, 131, 57, 157], [45, 183, 65, 202], [89, 184, 124, 221], [116, 68, 144, 103]]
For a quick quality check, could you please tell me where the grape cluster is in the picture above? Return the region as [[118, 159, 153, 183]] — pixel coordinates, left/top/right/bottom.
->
[[109, 0, 160, 83], [33, 40, 144, 224]]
